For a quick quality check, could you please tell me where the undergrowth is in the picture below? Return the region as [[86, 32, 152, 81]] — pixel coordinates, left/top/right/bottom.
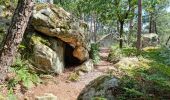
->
[[3, 58, 41, 99], [9, 58, 41, 89], [90, 43, 100, 64], [109, 46, 170, 99]]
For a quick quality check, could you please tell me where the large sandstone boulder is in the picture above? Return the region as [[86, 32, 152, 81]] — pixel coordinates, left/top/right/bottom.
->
[[78, 75, 118, 100], [31, 4, 89, 62], [142, 33, 159, 47], [28, 34, 65, 74]]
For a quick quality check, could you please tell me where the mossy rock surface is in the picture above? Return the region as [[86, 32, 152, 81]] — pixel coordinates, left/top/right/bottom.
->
[[78, 75, 118, 100], [31, 3, 90, 62]]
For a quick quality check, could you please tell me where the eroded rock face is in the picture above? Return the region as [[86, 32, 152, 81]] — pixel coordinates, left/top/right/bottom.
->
[[29, 34, 65, 74], [78, 75, 118, 100], [31, 4, 89, 62]]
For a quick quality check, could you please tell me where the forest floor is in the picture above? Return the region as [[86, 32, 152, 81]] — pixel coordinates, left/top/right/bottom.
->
[[19, 47, 115, 100], [1, 46, 169, 99]]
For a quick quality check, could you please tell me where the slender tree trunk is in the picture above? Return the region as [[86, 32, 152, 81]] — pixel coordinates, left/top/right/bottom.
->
[[117, 20, 119, 33], [128, 19, 133, 45], [155, 21, 158, 34], [149, 13, 155, 33], [0, 0, 34, 83], [137, 0, 142, 51], [93, 14, 97, 42], [90, 15, 93, 34], [149, 13, 152, 33], [119, 21, 124, 48]]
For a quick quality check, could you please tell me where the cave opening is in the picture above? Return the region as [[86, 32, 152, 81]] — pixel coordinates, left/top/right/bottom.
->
[[64, 43, 82, 67]]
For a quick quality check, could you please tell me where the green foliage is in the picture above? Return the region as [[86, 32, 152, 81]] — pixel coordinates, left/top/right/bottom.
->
[[115, 47, 170, 99], [7, 88, 17, 100], [108, 46, 122, 63], [8, 58, 41, 90], [108, 46, 138, 63], [90, 43, 100, 64], [154, 12, 170, 45], [31, 34, 50, 46]]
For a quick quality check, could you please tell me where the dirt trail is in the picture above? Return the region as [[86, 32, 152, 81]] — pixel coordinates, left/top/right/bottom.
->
[[22, 47, 114, 100]]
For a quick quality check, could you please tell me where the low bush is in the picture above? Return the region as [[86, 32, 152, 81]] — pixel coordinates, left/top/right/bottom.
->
[[90, 43, 100, 64], [108, 46, 138, 63]]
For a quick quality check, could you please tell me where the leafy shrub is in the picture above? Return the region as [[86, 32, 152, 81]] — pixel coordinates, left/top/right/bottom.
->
[[114, 47, 170, 99], [108, 46, 138, 63], [90, 43, 100, 64], [107, 46, 122, 63]]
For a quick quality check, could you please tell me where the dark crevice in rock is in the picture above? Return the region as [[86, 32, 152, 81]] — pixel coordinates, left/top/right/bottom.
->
[[64, 43, 82, 67]]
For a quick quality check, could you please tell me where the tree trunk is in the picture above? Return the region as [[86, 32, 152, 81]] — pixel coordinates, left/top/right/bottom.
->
[[0, 0, 34, 83], [149, 13, 155, 33], [117, 20, 119, 33], [93, 14, 97, 42], [136, 0, 142, 51], [90, 15, 93, 34], [149, 13, 152, 33], [155, 21, 158, 34], [128, 19, 133, 45], [119, 21, 124, 48]]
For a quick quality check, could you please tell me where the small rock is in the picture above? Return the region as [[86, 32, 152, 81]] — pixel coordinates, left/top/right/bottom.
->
[[75, 59, 94, 73], [35, 93, 57, 100], [77, 71, 85, 76]]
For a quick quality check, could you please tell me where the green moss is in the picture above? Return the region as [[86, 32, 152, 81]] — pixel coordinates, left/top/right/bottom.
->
[[31, 34, 50, 46], [35, 3, 59, 11], [86, 75, 113, 90]]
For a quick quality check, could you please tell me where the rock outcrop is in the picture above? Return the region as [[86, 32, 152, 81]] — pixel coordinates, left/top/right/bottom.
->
[[23, 4, 91, 74], [28, 34, 65, 74], [142, 33, 159, 47], [78, 75, 118, 100], [32, 4, 89, 62]]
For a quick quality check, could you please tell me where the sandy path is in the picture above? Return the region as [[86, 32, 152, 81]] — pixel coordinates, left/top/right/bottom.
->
[[21, 47, 114, 100]]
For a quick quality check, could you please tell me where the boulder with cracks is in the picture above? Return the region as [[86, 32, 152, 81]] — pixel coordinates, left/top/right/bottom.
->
[[23, 4, 92, 74], [32, 4, 90, 62]]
